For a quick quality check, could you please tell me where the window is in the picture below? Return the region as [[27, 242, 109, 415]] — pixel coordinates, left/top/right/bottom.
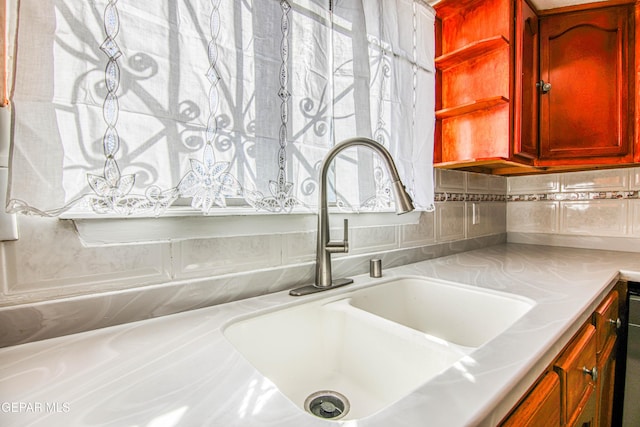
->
[[6, 0, 435, 218]]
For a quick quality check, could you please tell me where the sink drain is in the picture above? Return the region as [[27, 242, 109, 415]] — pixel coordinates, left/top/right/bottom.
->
[[304, 390, 350, 420]]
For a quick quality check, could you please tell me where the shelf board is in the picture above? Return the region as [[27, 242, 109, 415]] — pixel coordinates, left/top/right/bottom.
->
[[435, 158, 540, 176], [435, 36, 509, 71], [435, 96, 509, 120], [435, 158, 640, 176]]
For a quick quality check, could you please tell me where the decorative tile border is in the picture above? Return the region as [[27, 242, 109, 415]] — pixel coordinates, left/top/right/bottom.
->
[[508, 191, 639, 202], [435, 183, 639, 203], [434, 192, 507, 202]]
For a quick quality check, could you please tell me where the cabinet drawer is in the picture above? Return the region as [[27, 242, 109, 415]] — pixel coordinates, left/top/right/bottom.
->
[[594, 290, 619, 354], [554, 323, 597, 425]]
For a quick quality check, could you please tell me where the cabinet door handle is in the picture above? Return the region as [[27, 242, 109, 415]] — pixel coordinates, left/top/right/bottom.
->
[[536, 80, 552, 94], [609, 317, 621, 331], [582, 366, 598, 382]]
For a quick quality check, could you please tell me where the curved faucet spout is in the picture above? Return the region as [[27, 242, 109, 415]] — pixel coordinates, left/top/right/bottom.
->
[[289, 137, 415, 296], [319, 138, 415, 217]]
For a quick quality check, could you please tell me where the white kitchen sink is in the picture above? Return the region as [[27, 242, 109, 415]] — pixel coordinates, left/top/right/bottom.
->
[[223, 276, 535, 421], [348, 277, 535, 348]]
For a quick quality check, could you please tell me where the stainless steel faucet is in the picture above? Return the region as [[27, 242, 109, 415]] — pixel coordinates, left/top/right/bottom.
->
[[289, 137, 415, 296]]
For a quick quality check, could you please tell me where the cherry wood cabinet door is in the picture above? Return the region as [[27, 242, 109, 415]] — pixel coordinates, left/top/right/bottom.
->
[[539, 6, 632, 163], [500, 371, 561, 427], [597, 337, 617, 427], [594, 290, 619, 355], [594, 289, 619, 427], [554, 323, 597, 425], [570, 387, 597, 427]]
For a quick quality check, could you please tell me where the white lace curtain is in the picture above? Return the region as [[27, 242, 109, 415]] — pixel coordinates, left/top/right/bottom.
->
[[6, 0, 435, 217]]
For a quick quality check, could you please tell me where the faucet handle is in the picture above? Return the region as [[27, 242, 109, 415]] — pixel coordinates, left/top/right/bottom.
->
[[342, 218, 349, 253], [326, 218, 349, 254]]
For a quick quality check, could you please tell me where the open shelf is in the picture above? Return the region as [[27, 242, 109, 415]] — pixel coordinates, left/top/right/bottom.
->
[[435, 36, 509, 70], [435, 96, 509, 120]]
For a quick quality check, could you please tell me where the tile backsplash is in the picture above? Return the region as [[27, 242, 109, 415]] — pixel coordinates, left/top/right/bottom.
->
[[0, 169, 507, 346], [507, 167, 640, 249]]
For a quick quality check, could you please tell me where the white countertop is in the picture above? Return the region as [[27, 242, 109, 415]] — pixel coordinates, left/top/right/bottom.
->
[[1, 243, 639, 427]]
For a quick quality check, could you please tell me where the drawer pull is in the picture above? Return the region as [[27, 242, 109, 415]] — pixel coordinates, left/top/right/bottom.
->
[[582, 366, 598, 382], [609, 318, 621, 331]]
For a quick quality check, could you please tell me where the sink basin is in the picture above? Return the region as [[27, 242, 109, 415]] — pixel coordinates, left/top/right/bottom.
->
[[349, 277, 535, 348], [223, 276, 534, 421]]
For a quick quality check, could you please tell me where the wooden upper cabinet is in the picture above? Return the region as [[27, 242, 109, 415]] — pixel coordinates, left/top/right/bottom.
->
[[435, 0, 638, 175], [437, 0, 511, 53], [538, 6, 633, 164], [434, 0, 512, 164], [514, 0, 539, 161]]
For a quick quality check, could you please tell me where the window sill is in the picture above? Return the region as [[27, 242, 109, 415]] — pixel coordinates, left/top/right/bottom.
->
[[71, 210, 421, 246]]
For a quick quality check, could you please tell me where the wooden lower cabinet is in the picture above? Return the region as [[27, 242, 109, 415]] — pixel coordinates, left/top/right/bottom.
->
[[501, 371, 561, 427], [571, 388, 597, 427], [594, 289, 620, 427], [501, 286, 621, 427], [596, 337, 617, 427], [554, 324, 597, 426]]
